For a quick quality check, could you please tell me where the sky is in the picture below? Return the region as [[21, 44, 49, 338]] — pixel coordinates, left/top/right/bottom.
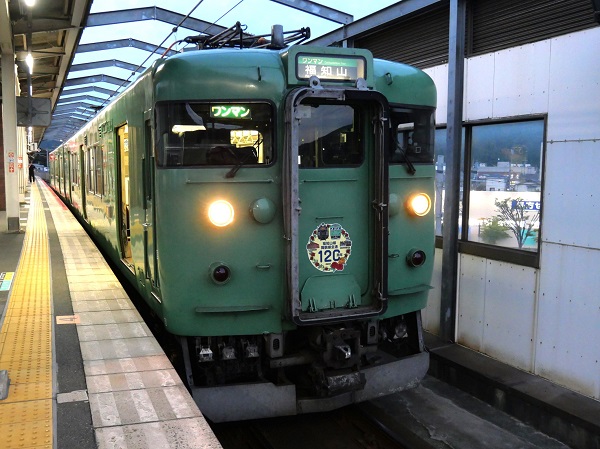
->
[[85, 0, 399, 37], [64, 1, 399, 108]]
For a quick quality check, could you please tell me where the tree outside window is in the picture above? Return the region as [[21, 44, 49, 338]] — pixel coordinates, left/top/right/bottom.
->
[[435, 119, 544, 257], [468, 120, 544, 252]]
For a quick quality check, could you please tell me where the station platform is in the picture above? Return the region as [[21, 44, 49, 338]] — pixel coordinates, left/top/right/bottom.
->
[[1, 180, 599, 449], [0, 181, 221, 449]]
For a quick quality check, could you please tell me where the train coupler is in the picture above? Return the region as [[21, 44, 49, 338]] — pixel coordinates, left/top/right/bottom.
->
[[320, 327, 361, 369], [310, 367, 366, 396]]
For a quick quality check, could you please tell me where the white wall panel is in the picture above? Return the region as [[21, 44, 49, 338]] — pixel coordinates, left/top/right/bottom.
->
[[423, 64, 448, 124], [481, 260, 537, 372], [492, 41, 551, 118], [547, 28, 600, 142], [423, 248, 443, 336], [536, 243, 600, 399], [422, 28, 600, 400], [543, 140, 600, 249], [464, 53, 494, 120], [456, 255, 487, 351]]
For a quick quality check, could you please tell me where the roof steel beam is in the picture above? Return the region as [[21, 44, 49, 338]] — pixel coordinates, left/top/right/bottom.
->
[[12, 18, 76, 35], [76, 38, 175, 57], [57, 95, 105, 105], [270, 0, 352, 24], [70, 59, 146, 73], [60, 85, 115, 96], [309, 0, 441, 46], [51, 117, 87, 124], [86, 7, 228, 35], [54, 101, 101, 111], [52, 112, 94, 121], [64, 74, 129, 88], [40, 0, 92, 146]]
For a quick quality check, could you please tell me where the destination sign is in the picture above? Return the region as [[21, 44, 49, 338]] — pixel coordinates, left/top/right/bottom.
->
[[296, 54, 366, 82]]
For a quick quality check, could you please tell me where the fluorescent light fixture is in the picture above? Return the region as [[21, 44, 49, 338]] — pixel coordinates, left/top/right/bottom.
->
[[25, 52, 33, 74], [172, 124, 206, 133], [24, 0, 35, 7]]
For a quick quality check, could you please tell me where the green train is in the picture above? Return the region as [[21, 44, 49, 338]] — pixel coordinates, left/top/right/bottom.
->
[[50, 26, 436, 422]]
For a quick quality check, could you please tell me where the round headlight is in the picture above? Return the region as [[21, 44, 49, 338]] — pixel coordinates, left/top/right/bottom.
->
[[406, 193, 431, 217], [208, 200, 234, 227]]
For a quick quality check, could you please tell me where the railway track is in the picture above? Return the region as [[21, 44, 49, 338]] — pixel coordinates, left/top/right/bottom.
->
[[209, 405, 421, 449]]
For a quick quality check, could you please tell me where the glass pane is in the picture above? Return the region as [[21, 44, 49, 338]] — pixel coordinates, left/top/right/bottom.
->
[[155, 102, 273, 167], [298, 103, 362, 168], [390, 108, 434, 164], [468, 121, 543, 250], [433, 128, 465, 237]]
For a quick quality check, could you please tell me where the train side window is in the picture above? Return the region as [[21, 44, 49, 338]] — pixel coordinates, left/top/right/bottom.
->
[[155, 102, 274, 168], [390, 107, 435, 165]]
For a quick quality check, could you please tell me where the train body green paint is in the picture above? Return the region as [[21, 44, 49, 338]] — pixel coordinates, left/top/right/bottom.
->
[[50, 43, 437, 421]]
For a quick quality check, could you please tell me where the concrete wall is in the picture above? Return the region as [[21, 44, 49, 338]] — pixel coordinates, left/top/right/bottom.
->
[[423, 27, 600, 400]]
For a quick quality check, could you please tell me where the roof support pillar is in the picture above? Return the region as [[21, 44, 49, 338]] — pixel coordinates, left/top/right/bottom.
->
[[2, 52, 21, 231], [440, 0, 466, 342]]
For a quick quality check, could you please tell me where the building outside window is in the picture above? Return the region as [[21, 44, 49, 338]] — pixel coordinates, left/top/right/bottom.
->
[[435, 118, 544, 262]]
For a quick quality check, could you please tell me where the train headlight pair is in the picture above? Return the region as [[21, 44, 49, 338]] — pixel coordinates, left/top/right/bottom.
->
[[208, 198, 276, 227]]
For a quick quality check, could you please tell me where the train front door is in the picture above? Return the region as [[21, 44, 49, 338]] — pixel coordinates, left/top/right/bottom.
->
[[285, 87, 388, 324]]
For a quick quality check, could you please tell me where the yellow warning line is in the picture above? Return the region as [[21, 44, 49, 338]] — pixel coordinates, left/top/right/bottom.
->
[[0, 183, 53, 449]]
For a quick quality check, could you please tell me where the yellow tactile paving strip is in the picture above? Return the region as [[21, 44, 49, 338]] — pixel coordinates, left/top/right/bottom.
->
[[0, 183, 53, 449]]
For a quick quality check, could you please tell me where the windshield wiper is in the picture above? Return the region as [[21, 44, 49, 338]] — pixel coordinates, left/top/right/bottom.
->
[[395, 142, 416, 175], [225, 139, 262, 178], [225, 151, 254, 178]]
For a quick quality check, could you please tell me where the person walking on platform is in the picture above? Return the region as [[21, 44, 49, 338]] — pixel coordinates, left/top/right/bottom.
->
[[28, 163, 35, 182]]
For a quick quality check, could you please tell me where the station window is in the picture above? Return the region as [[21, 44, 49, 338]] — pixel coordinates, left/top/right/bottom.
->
[[155, 102, 274, 168], [436, 117, 545, 266]]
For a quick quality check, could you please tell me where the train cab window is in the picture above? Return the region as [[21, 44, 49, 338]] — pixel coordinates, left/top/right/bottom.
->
[[297, 103, 363, 168], [390, 108, 435, 165], [155, 102, 273, 167]]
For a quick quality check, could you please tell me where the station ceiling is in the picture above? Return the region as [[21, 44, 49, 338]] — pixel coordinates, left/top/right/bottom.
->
[[1, 0, 433, 151]]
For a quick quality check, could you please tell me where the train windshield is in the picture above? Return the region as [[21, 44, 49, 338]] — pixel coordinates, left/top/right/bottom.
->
[[297, 102, 363, 168], [155, 102, 274, 167], [390, 107, 435, 164]]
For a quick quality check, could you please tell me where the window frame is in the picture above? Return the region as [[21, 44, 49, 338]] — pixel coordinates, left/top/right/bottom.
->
[[154, 100, 277, 169], [435, 114, 546, 268]]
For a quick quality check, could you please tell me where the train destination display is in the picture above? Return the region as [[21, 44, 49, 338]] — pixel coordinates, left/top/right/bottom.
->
[[296, 54, 366, 81]]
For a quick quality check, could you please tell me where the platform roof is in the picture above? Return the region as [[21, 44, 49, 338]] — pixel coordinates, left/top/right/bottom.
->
[[1, 0, 436, 151]]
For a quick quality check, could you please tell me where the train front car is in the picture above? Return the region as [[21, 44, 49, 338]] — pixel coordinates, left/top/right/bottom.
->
[[150, 44, 436, 422]]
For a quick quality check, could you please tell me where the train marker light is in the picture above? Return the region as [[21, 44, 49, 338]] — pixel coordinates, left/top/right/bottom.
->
[[406, 193, 431, 217], [406, 249, 427, 267], [250, 198, 276, 224], [208, 200, 234, 227], [210, 263, 231, 284]]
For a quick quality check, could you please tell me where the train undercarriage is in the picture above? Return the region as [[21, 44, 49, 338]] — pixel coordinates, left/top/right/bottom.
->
[[181, 312, 428, 422]]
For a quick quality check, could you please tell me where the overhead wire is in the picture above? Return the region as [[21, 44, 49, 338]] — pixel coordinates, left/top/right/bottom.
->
[[66, 0, 247, 140], [82, 0, 208, 113]]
